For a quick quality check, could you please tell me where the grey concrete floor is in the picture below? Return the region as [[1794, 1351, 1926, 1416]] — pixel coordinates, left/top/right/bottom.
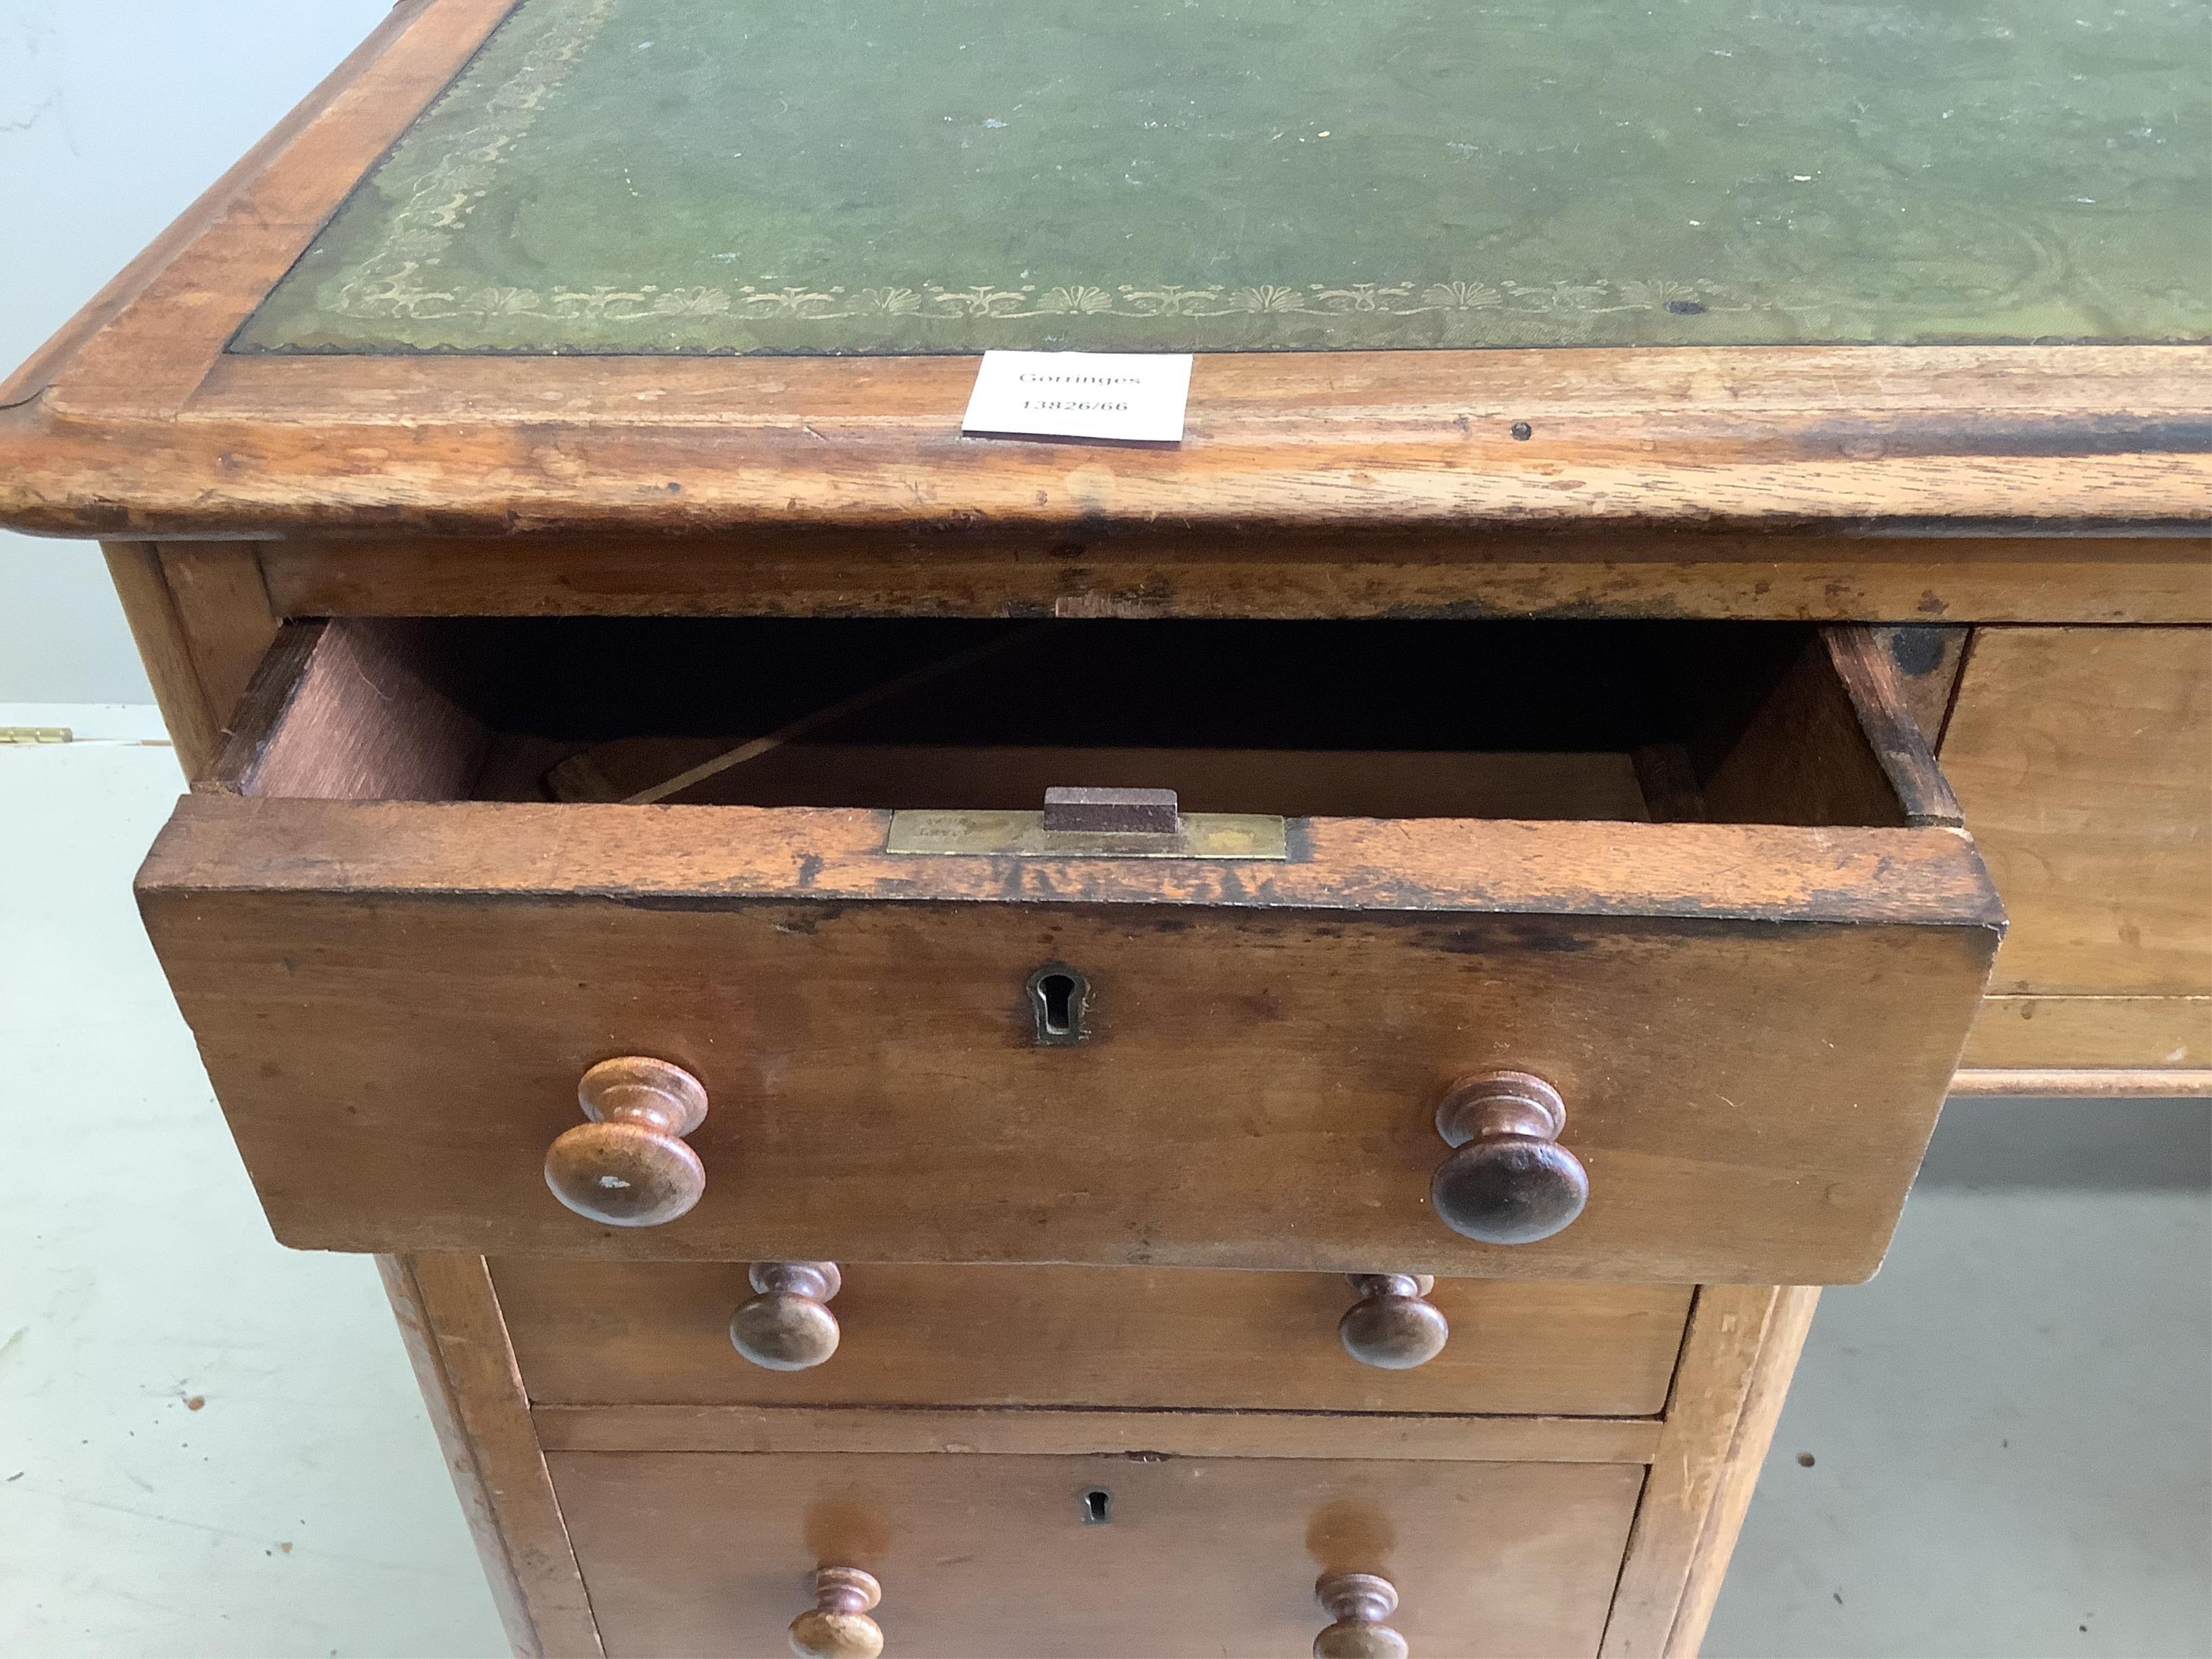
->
[[2, 706, 2207, 1658]]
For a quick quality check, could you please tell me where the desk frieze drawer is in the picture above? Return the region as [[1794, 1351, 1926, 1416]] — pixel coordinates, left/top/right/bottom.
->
[[136, 616, 2000, 1283], [491, 1260, 1694, 1417], [547, 1449, 1642, 1659]]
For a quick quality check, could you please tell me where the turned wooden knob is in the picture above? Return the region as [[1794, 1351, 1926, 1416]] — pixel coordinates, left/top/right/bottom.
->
[[731, 1262, 843, 1370], [1339, 1273, 1449, 1369], [1431, 1070, 1588, 1245], [544, 1056, 709, 1227], [1313, 1572, 1407, 1659], [790, 1566, 883, 1659]]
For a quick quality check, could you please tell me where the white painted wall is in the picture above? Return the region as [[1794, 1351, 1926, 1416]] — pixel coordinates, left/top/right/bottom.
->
[[0, 1, 393, 701]]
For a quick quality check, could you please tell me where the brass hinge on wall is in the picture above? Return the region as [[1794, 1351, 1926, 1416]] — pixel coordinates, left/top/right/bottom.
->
[[0, 727, 72, 744]]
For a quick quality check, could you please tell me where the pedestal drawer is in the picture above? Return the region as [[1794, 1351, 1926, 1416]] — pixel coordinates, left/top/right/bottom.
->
[[138, 616, 2000, 1282], [548, 1450, 1643, 1658], [493, 1260, 1694, 1416]]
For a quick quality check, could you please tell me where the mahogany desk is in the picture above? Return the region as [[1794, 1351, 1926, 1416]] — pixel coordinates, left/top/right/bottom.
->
[[2, 0, 2205, 1652]]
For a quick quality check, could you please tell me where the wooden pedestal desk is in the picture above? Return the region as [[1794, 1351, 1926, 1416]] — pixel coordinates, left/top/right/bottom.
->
[[2, 1, 2205, 1653]]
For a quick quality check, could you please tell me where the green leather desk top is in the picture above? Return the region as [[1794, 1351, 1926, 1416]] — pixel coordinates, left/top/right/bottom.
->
[[235, 0, 2211, 356]]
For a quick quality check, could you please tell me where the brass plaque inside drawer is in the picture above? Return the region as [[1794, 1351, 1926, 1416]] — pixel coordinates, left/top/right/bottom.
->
[[885, 808, 1287, 859]]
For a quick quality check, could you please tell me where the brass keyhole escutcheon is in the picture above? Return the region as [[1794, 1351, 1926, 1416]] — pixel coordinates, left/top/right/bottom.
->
[[1027, 962, 1090, 1046]]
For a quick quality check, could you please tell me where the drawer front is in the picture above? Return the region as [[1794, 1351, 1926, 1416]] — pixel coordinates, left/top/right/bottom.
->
[[494, 1261, 1693, 1416], [140, 618, 2001, 1282], [549, 1451, 1643, 1658], [143, 862, 1989, 1280], [1943, 626, 2212, 1071]]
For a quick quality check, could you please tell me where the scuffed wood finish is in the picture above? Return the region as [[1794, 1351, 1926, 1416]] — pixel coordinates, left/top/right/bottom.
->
[[1869, 624, 1971, 747], [531, 1404, 1665, 1464], [1820, 627, 1964, 826], [0, 0, 2201, 541], [138, 836, 1994, 1278], [1662, 1287, 1820, 1658], [1943, 627, 2212, 1072], [156, 545, 280, 738], [1959, 994, 2211, 1073], [1950, 1066, 2212, 1098], [258, 530, 2212, 626], [377, 1254, 601, 1659], [102, 541, 280, 781], [1599, 1285, 1792, 1659], [1702, 629, 1951, 829], [134, 612, 1997, 1279], [490, 1262, 1692, 1417], [8, 356, 2209, 538], [547, 1451, 1642, 1658], [559, 741, 1654, 822], [144, 793, 2001, 926], [32, 7, 2204, 1649], [103, 542, 227, 778]]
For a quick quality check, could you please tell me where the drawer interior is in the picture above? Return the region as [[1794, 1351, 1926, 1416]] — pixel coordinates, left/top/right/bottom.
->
[[213, 615, 1949, 828]]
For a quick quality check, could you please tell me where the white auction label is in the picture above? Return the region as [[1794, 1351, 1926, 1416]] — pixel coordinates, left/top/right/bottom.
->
[[961, 350, 1193, 444]]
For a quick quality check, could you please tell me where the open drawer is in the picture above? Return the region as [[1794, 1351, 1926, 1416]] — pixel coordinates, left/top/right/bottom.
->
[[138, 617, 1999, 1280]]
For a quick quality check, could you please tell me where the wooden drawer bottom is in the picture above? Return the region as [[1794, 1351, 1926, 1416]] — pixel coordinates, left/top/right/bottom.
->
[[549, 1451, 1642, 1658]]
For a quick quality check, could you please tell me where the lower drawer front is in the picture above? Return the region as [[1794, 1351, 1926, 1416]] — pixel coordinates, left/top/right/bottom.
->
[[549, 1451, 1643, 1658], [494, 1260, 1692, 1416]]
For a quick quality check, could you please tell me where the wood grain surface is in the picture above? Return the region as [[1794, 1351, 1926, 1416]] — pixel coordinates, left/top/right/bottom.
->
[[379, 1253, 601, 1659], [1870, 625, 1972, 747], [547, 1450, 1641, 1658], [7, 348, 2207, 539], [1949, 1066, 2212, 1098], [0, 0, 2194, 567], [489, 1262, 1693, 1417], [102, 542, 229, 778], [208, 615, 491, 800], [1660, 1286, 1820, 1658], [1941, 626, 2212, 1070], [138, 826, 1993, 1278], [1959, 995, 2212, 1071], [144, 792, 2001, 925], [1599, 1285, 1789, 1659], [135, 611, 1999, 1276], [529, 1404, 1663, 1464], [0, 0, 2202, 542], [1945, 627, 2211, 995], [154, 545, 280, 737], [255, 530, 2212, 626]]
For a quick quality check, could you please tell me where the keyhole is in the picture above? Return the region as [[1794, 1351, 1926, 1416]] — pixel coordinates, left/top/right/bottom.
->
[[1027, 964, 1089, 1046], [1041, 974, 1076, 1033], [1081, 1487, 1112, 1525]]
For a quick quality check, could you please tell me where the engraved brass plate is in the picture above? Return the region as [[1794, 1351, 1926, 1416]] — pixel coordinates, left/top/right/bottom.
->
[[886, 810, 1287, 860]]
